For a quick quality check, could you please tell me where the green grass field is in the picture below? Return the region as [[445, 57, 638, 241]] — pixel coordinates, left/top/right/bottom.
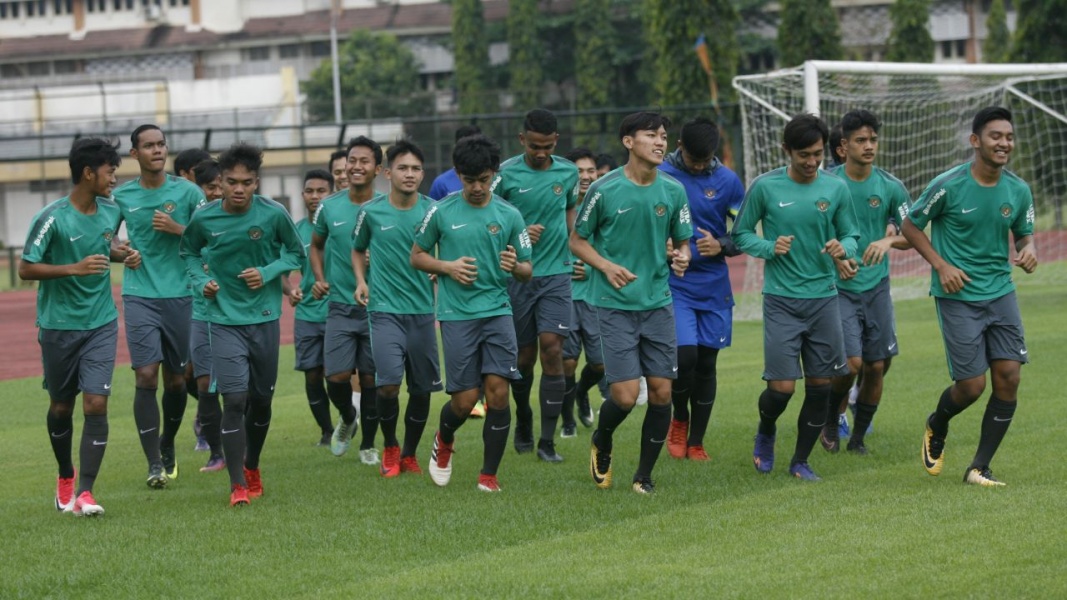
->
[[3, 268, 1066, 599]]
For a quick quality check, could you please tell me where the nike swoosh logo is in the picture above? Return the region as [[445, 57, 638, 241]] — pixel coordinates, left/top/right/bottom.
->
[[545, 400, 564, 405], [617, 208, 634, 214], [779, 202, 795, 207], [509, 367, 518, 372], [333, 221, 347, 227], [1020, 349, 1028, 355], [451, 224, 468, 230], [993, 416, 1013, 422], [518, 187, 534, 193], [103, 384, 111, 390], [211, 231, 227, 237], [432, 379, 443, 386], [650, 437, 666, 444], [557, 324, 569, 330], [672, 366, 678, 372], [92, 440, 107, 446], [491, 424, 509, 430], [962, 207, 978, 214], [221, 428, 240, 434], [69, 235, 84, 242], [719, 336, 727, 343], [51, 430, 70, 438], [806, 421, 825, 428], [888, 343, 897, 351], [381, 225, 396, 231], [129, 206, 144, 212], [253, 421, 270, 427], [139, 427, 157, 434], [180, 361, 188, 367]]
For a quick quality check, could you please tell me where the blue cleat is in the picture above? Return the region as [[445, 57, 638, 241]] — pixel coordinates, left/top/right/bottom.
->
[[789, 461, 822, 481], [753, 432, 776, 473]]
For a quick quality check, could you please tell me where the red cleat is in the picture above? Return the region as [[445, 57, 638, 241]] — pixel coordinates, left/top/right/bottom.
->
[[380, 445, 401, 478], [477, 473, 501, 492], [399, 455, 423, 474], [244, 467, 263, 499], [230, 484, 250, 507], [56, 470, 76, 512], [686, 445, 711, 461], [667, 419, 689, 459]]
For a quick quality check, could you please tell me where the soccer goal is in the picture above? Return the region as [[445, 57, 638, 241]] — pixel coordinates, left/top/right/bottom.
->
[[731, 60, 1067, 320]]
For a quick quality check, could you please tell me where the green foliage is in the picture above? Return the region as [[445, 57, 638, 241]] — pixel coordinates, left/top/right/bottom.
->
[[983, 0, 1011, 63], [1010, 0, 1067, 62], [645, 0, 740, 108], [302, 29, 428, 122], [885, 0, 934, 63], [777, 0, 843, 67], [574, 0, 614, 147], [452, 0, 495, 115], [507, 0, 544, 111]]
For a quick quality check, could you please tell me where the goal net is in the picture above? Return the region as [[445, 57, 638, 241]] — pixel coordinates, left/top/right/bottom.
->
[[731, 60, 1067, 320]]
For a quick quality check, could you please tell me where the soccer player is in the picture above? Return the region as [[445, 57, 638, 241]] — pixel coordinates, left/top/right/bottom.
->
[[903, 106, 1037, 487], [827, 125, 846, 168], [353, 140, 443, 477], [490, 109, 580, 462], [429, 124, 482, 200], [659, 117, 745, 462], [20, 137, 139, 516], [113, 124, 206, 487], [570, 111, 693, 494], [179, 142, 304, 506], [285, 169, 335, 446], [174, 148, 212, 181], [411, 134, 533, 492], [329, 149, 349, 192], [731, 113, 859, 482], [821, 109, 911, 455], [595, 153, 618, 178], [310, 136, 383, 465]]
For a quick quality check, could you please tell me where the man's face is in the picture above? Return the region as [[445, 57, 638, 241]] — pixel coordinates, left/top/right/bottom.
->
[[679, 144, 714, 174], [596, 164, 613, 178], [302, 177, 331, 216], [783, 139, 825, 184], [574, 157, 598, 196], [347, 146, 381, 188], [843, 125, 878, 167], [386, 152, 425, 195], [87, 164, 117, 197], [624, 126, 668, 166], [200, 176, 223, 202], [131, 128, 168, 174], [221, 163, 258, 211], [460, 169, 495, 205], [971, 119, 1014, 168], [331, 156, 349, 191], [520, 130, 558, 170]]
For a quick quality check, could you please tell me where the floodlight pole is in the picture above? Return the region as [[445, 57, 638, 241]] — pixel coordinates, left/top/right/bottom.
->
[[330, 0, 342, 125]]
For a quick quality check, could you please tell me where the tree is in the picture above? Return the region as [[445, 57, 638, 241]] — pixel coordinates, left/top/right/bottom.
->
[[777, 0, 843, 67], [302, 30, 426, 122], [507, 0, 543, 111], [884, 0, 934, 62], [452, 0, 495, 115], [645, 0, 740, 107], [574, 0, 614, 147], [1010, 0, 1067, 63], [983, 0, 1010, 63]]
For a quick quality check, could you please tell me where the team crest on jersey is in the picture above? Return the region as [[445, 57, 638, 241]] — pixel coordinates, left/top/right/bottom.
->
[[487, 222, 501, 235], [868, 196, 881, 209], [816, 199, 830, 212], [162, 201, 177, 214], [103, 230, 114, 241], [1000, 204, 1013, 218], [552, 183, 564, 196], [655, 203, 667, 217], [704, 188, 716, 199], [248, 226, 264, 240]]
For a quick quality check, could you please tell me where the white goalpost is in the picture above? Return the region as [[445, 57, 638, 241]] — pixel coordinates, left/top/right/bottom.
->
[[731, 60, 1067, 320]]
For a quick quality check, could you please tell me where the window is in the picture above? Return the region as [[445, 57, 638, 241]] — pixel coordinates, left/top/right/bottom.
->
[[30, 180, 66, 194], [54, 0, 73, 15], [956, 39, 966, 58], [27, 62, 48, 75], [247, 46, 271, 61], [941, 40, 952, 59], [54, 59, 79, 74], [310, 41, 330, 57], [279, 44, 301, 59], [168, 0, 189, 6], [0, 64, 22, 78]]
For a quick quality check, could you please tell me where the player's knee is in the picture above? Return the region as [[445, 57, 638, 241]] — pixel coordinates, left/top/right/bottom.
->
[[82, 394, 108, 415], [862, 360, 885, 379], [358, 373, 376, 389], [955, 377, 986, 402], [133, 365, 159, 388], [646, 378, 673, 405], [848, 356, 863, 376], [562, 358, 578, 377], [378, 384, 400, 399], [991, 362, 1021, 396], [677, 345, 698, 374], [304, 367, 324, 385], [49, 400, 75, 419], [767, 380, 796, 396]]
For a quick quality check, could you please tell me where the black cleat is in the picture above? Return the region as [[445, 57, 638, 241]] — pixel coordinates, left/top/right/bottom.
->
[[846, 439, 868, 455], [576, 389, 594, 428], [513, 420, 534, 454], [537, 440, 563, 463]]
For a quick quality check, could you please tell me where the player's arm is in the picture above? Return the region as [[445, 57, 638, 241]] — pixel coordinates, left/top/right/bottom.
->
[[502, 218, 533, 282], [669, 195, 694, 276], [179, 218, 216, 295], [257, 213, 306, 284], [730, 185, 780, 259], [351, 208, 371, 305], [19, 255, 110, 280], [1012, 193, 1037, 273], [569, 229, 635, 289], [109, 236, 141, 269], [902, 217, 969, 294], [826, 189, 860, 260]]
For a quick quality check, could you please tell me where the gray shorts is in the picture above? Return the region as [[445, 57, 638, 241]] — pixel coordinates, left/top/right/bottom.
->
[[763, 294, 849, 381], [935, 291, 1028, 381], [122, 295, 192, 371], [838, 276, 899, 362], [369, 312, 443, 394], [190, 319, 212, 379], [440, 316, 519, 393], [597, 306, 677, 384], [209, 320, 280, 397], [293, 318, 326, 372], [323, 302, 375, 378], [39, 319, 118, 401], [508, 273, 573, 347], [563, 300, 603, 365]]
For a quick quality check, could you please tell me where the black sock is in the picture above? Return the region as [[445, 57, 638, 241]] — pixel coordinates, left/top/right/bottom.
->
[[402, 393, 431, 457], [539, 374, 565, 441], [377, 390, 400, 447], [160, 388, 187, 447], [244, 394, 272, 471], [929, 386, 965, 437], [511, 372, 534, 424], [593, 397, 631, 453], [197, 391, 222, 455], [185, 377, 198, 403], [561, 374, 577, 426], [635, 403, 671, 481], [757, 388, 792, 436], [851, 402, 878, 444], [220, 392, 248, 486], [359, 386, 379, 450], [306, 380, 333, 435], [793, 383, 831, 464], [971, 396, 1016, 469], [47, 410, 75, 479], [77, 414, 108, 495], [133, 387, 161, 464], [828, 387, 849, 422], [326, 379, 357, 424], [688, 347, 719, 445], [439, 400, 467, 445], [672, 345, 697, 422], [598, 377, 612, 403], [482, 405, 511, 476], [576, 364, 602, 396]]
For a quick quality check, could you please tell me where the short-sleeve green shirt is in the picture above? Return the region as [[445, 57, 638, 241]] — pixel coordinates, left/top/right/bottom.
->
[[352, 195, 435, 315], [313, 190, 384, 305], [295, 218, 328, 323]]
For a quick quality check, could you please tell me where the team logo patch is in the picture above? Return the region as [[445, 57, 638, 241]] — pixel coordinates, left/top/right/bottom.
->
[[1000, 204, 1013, 218], [103, 230, 114, 241], [704, 188, 717, 199], [162, 201, 177, 214], [552, 184, 563, 195], [868, 196, 881, 209], [248, 226, 264, 240], [816, 199, 830, 212], [655, 204, 667, 217], [487, 222, 501, 235]]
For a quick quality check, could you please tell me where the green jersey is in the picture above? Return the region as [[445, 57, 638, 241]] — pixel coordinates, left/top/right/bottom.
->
[[113, 175, 206, 298], [571, 252, 589, 303], [22, 196, 121, 330], [295, 218, 328, 323], [829, 165, 911, 293], [490, 155, 580, 277], [313, 190, 384, 305], [413, 192, 532, 321], [191, 248, 210, 321], [179, 196, 304, 326], [573, 169, 693, 311], [352, 194, 435, 315], [907, 162, 1034, 301], [733, 167, 859, 299]]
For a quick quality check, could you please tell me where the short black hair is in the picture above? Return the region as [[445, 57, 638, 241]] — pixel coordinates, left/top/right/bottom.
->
[[828, 125, 845, 166], [346, 136, 383, 166], [679, 117, 720, 158], [595, 153, 618, 171], [303, 168, 334, 188], [193, 159, 221, 188], [452, 135, 501, 177], [69, 137, 121, 184], [328, 149, 347, 171], [619, 111, 671, 141], [523, 109, 558, 135], [218, 142, 263, 175], [783, 113, 828, 151], [455, 124, 482, 142], [130, 124, 163, 148], [564, 147, 596, 163], [387, 139, 425, 165], [840, 109, 881, 139], [174, 148, 212, 176], [972, 106, 1013, 135]]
